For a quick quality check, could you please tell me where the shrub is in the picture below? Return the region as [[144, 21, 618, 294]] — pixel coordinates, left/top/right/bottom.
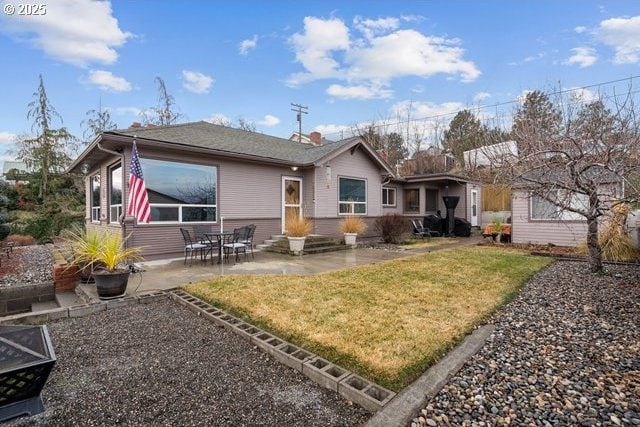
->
[[375, 214, 407, 244], [5, 234, 35, 246], [285, 213, 313, 237], [339, 216, 367, 234], [579, 202, 639, 261]]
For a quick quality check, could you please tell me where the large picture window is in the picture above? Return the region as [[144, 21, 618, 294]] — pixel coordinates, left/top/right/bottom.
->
[[404, 189, 419, 213], [109, 163, 122, 223], [339, 177, 366, 214], [382, 187, 396, 207], [139, 158, 217, 223], [530, 191, 587, 221], [90, 174, 100, 222]]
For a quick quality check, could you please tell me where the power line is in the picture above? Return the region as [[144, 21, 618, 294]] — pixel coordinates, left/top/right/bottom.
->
[[323, 75, 640, 140]]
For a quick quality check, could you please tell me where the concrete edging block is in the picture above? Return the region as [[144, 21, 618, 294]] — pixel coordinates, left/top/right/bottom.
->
[[232, 322, 263, 341], [272, 343, 314, 371], [302, 356, 348, 392], [338, 373, 393, 413], [68, 302, 107, 318], [137, 291, 167, 304], [105, 296, 139, 309]]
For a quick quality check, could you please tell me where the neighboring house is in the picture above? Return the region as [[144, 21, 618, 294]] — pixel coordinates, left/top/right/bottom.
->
[[511, 172, 623, 247], [2, 161, 31, 183], [67, 121, 480, 259], [463, 140, 518, 170]]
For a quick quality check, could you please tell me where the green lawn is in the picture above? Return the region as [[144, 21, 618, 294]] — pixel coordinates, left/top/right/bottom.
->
[[399, 237, 459, 250], [184, 246, 552, 390]]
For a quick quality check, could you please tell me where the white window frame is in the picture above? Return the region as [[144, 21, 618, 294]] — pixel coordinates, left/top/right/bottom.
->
[[382, 187, 396, 207], [109, 162, 122, 224], [90, 174, 100, 223], [530, 190, 587, 221], [338, 177, 367, 215]]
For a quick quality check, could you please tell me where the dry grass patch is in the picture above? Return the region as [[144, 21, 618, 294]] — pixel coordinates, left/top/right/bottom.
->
[[184, 246, 551, 390], [399, 237, 459, 250]]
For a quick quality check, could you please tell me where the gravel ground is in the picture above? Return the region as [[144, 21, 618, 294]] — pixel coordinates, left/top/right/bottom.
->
[[7, 299, 369, 426], [411, 261, 640, 427], [0, 245, 53, 287]]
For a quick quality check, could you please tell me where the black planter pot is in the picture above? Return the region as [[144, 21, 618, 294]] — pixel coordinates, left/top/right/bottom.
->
[[94, 269, 130, 300]]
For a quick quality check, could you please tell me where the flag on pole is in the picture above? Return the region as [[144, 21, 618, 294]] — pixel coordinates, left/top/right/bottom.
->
[[126, 142, 151, 223]]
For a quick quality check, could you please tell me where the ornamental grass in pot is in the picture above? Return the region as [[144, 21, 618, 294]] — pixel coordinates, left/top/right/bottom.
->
[[71, 229, 143, 299], [285, 213, 313, 255], [339, 215, 367, 246]]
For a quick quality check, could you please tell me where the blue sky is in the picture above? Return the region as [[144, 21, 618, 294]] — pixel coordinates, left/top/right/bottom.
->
[[0, 0, 639, 163]]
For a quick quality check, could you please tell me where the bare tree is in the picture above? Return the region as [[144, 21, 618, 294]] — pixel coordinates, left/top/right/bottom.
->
[[493, 89, 640, 272], [81, 100, 117, 143], [142, 77, 183, 126]]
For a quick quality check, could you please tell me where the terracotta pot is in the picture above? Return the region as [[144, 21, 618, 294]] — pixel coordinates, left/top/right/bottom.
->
[[94, 269, 130, 300]]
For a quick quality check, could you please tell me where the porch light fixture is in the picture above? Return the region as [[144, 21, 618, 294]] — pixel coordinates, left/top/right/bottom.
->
[[291, 166, 299, 172], [81, 162, 89, 175]]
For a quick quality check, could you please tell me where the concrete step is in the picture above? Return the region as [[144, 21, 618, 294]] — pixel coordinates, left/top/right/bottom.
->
[[55, 291, 83, 307], [31, 300, 58, 312]]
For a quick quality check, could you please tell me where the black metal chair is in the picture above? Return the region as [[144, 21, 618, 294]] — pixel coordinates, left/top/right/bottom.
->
[[180, 228, 208, 265], [239, 224, 256, 259], [411, 219, 439, 240], [222, 227, 248, 263]]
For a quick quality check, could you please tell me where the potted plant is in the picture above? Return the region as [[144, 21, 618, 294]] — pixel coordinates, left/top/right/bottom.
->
[[339, 215, 367, 247], [63, 226, 103, 283], [491, 217, 504, 243], [285, 213, 313, 255], [71, 229, 143, 299]]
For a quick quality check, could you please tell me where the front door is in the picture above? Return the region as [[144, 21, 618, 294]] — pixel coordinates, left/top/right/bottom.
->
[[282, 177, 302, 233], [471, 189, 478, 226]]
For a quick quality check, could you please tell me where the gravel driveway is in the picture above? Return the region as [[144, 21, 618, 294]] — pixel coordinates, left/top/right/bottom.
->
[[7, 299, 369, 426], [412, 261, 640, 427]]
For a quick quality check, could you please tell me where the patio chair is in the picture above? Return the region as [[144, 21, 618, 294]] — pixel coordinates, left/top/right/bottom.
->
[[411, 219, 438, 240], [180, 228, 209, 265], [193, 225, 217, 262], [222, 227, 248, 263], [239, 224, 256, 259]]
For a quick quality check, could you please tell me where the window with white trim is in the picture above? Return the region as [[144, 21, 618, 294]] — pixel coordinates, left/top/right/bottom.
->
[[339, 177, 367, 214], [382, 187, 396, 207], [530, 191, 587, 220], [109, 163, 122, 223], [90, 174, 100, 222], [139, 158, 217, 223]]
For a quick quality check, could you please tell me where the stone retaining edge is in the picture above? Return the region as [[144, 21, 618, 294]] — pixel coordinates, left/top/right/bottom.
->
[[0, 291, 168, 325], [169, 289, 397, 413], [365, 324, 496, 427]]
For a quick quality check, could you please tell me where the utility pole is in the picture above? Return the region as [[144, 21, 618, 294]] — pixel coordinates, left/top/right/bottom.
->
[[290, 103, 308, 143]]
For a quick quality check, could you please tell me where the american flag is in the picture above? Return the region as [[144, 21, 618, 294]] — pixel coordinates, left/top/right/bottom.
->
[[126, 142, 151, 223]]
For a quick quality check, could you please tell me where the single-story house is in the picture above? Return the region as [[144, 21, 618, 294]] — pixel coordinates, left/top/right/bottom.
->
[[67, 121, 480, 258], [510, 170, 623, 247]]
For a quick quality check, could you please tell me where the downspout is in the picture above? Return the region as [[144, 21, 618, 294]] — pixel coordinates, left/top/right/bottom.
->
[[97, 140, 128, 247]]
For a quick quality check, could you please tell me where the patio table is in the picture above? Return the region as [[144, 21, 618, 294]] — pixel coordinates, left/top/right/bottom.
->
[[205, 231, 234, 264]]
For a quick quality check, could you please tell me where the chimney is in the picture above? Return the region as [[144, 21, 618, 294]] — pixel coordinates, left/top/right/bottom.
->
[[129, 122, 142, 129], [309, 131, 322, 145]]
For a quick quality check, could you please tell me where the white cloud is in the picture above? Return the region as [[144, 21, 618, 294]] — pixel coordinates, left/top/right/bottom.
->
[[113, 106, 142, 116], [0, 0, 130, 67], [326, 83, 393, 100], [473, 92, 491, 102], [0, 132, 17, 146], [258, 114, 281, 127], [181, 70, 214, 94], [565, 46, 597, 67], [288, 17, 351, 86], [597, 15, 640, 64], [568, 87, 596, 104], [239, 35, 258, 55], [312, 124, 353, 139], [353, 16, 399, 39], [574, 26, 587, 34], [205, 113, 231, 125], [87, 70, 131, 92], [287, 15, 479, 91], [390, 100, 464, 119], [516, 89, 534, 105]]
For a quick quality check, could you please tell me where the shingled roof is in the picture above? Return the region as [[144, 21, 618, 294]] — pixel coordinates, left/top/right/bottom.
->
[[108, 121, 352, 165]]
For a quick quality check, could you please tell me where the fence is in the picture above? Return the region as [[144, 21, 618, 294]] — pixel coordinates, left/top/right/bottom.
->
[[482, 184, 511, 212]]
